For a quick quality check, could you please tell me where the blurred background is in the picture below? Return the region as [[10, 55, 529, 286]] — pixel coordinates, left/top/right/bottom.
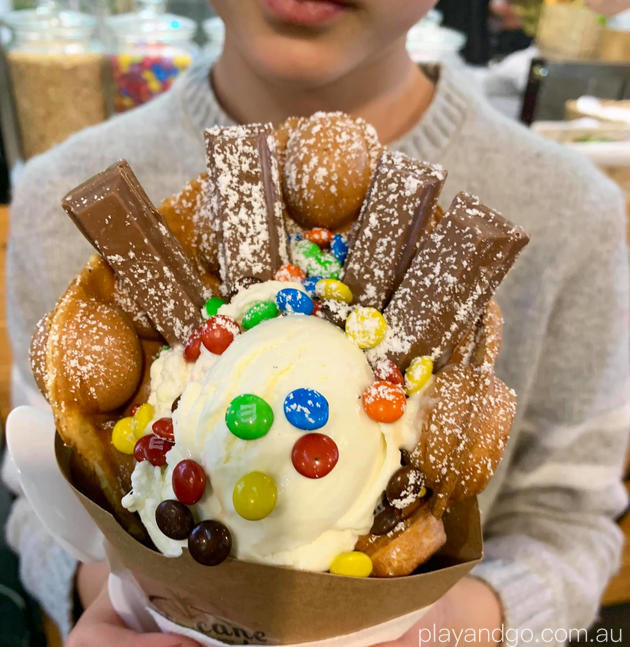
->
[[0, 0, 629, 645]]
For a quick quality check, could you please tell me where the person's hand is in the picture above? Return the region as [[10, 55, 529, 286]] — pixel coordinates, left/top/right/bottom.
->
[[371, 577, 503, 647], [67, 583, 201, 647], [585, 0, 630, 17]]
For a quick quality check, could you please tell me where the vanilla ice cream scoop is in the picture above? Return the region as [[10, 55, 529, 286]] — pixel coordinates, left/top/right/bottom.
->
[[124, 282, 424, 571]]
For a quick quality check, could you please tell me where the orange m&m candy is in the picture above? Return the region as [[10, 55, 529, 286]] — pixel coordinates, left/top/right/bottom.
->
[[275, 264, 306, 282], [362, 381, 406, 423], [305, 227, 333, 248]]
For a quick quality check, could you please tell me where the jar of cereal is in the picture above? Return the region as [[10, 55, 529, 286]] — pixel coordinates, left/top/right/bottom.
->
[[1, 5, 107, 160]]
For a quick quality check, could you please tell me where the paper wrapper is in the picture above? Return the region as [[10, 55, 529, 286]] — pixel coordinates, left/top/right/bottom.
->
[[56, 435, 482, 646]]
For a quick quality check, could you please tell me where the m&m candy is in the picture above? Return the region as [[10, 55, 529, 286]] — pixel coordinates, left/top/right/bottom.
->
[[293, 240, 342, 279], [405, 356, 434, 395], [204, 296, 226, 319], [152, 417, 174, 441], [345, 307, 387, 349], [226, 394, 274, 440], [362, 381, 406, 423], [374, 359, 404, 386], [156, 499, 194, 540], [188, 520, 232, 566], [242, 301, 278, 330], [386, 465, 427, 507], [134, 434, 173, 467], [315, 279, 353, 304], [201, 315, 240, 355], [233, 472, 278, 520], [284, 388, 329, 430], [184, 326, 203, 362], [172, 459, 206, 505], [330, 234, 348, 265], [329, 551, 373, 577], [275, 264, 306, 282], [134, 403, 155, 435], [305, 227, 333, 248], [302, 276, 323, 297], [291, 433, 339, 479], [276, 288, 314, 315], [112, 417, 138, 454]]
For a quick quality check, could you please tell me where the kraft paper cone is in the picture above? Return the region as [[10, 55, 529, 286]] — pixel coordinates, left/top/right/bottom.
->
[[56, 435, 482, 645]]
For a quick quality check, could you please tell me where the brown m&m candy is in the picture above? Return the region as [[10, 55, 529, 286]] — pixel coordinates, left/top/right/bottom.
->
[[156, 500, 194, 540], [386, 466, 426, 509], [188, 520, 232, 566]]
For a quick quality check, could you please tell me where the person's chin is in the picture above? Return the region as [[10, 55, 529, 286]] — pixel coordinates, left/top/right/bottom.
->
[[242, 30, 363, 87]]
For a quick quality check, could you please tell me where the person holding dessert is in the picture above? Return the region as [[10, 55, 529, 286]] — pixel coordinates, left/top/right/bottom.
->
[[4, 1, 629, 646]]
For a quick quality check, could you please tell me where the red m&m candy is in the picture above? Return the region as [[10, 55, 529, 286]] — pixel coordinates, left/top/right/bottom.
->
[[184, 327, 203, 362], [133, 434, 173, 467], [152, 417, 174, 441], [305, 227, 333, 248], [362, 381, 406, 423], [374, 359, 404, 387], [292, 433, 339, 479], [173, 459, 207, 505], [275, 264, 306, 282], [201, 315, 239, 355]]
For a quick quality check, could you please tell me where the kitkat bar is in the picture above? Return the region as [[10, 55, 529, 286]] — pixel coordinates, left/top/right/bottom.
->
[[205, 124, 290, 295], [342, 152, 446, 310], [62, 160, 207, 346], [370, 193, 529, 371]]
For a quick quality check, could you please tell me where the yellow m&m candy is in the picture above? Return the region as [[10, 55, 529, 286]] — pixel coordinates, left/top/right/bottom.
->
[[133, 403, 155, 435], [315, 279, 353, 304], [405, 356, 434, 395], [345, 307, 387, 349], [330, 551, 373, 577], [112, 417, 137, 454]]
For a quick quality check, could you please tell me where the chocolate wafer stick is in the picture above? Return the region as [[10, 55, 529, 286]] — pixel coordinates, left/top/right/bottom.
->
[[342, 151, 446, 310], [368, 193, 529, 370], [62, 160, 207, 346], [205, 124, 289, 295]]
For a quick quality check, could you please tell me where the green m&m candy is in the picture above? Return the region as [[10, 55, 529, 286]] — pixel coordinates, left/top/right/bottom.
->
[[242, 301, 278, 330], [226, 394, 274, 440], [204, 296, 226, 318]]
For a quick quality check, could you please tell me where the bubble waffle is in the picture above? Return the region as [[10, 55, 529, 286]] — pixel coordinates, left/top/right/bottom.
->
[[34, 112, 527, 577]]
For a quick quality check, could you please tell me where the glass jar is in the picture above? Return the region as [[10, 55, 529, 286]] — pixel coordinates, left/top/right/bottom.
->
[[106, 4, 198, 113], [202, 16, 224, 62], [1, 5, 107, 160]]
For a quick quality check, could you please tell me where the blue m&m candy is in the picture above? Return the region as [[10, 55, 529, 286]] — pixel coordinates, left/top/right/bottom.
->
[[302, 276, 323, 298], [331, 234, 348, 265], [276, 288, 314, 315], [284, 388, 329, 430]]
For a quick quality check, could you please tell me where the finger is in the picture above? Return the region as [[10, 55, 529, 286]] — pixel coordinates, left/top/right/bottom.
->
[[70, 621, 200, 647]]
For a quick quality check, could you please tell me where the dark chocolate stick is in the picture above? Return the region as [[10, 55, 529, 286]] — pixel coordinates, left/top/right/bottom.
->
[[205, 124, 289, 295], [369, 193, 529, 370], [62, 160, 207, 346], [342, 151, 446, 310]]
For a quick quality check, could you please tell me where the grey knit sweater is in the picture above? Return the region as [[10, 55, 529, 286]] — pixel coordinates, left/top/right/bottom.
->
[[4, 58, 630, 643]]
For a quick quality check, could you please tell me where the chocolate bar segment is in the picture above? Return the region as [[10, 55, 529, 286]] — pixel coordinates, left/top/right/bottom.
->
[[368, 193, 529, 370], [62, 160, 207, 346], [205, 124, 289, 296], [342, 151, 446, 310]]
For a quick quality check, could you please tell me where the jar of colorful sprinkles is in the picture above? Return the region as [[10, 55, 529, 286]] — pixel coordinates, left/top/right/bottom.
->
[[106, 2, 198, 113]]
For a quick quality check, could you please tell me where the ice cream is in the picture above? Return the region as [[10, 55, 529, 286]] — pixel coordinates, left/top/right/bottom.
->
[[123, 281, 425, 571]]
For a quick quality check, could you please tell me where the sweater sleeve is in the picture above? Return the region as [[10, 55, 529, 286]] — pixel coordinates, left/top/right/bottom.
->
[[472, 184, 630, 643]]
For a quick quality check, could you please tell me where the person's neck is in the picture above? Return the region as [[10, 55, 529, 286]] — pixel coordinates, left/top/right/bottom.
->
[[211, 37, 434, 144]]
